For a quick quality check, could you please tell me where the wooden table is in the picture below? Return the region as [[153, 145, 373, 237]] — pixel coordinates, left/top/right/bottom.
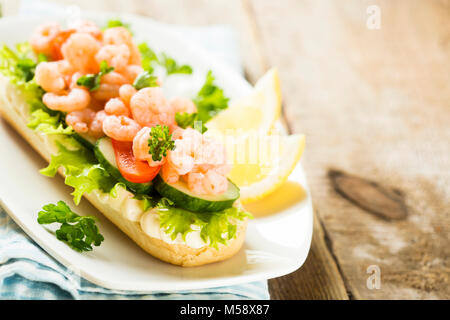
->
[[5, 0, 449, 299]]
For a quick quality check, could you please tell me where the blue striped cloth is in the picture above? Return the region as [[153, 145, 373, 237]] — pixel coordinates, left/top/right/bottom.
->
[[0, 0, 269, 300]]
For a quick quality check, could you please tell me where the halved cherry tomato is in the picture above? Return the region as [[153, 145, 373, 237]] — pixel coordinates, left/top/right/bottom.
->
[[111, 139, 161, 184]]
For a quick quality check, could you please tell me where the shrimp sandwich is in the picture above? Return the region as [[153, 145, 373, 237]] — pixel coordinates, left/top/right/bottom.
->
[[0, 20, 250, 267]]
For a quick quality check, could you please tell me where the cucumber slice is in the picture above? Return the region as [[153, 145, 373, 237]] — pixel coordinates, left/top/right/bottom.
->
[[94, 137, 153, 194], [73, 133, 97, 150], [154, 175, 239, 213]]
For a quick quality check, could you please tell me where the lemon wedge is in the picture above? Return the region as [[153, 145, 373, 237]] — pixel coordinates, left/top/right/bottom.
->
[[225, 134, 306, 203], [207, 68, 282, 136], [205, 68, 305, 203]]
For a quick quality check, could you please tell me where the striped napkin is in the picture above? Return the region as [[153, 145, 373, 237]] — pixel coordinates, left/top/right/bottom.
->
[[0, 0, 269, 300]]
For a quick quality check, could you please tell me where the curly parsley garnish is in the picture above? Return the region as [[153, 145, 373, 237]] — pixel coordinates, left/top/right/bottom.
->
[[76, 60, 114, 91], [133, 71, 159, 90], [147, 125, 175, 162], [37, 201, 104, 252]]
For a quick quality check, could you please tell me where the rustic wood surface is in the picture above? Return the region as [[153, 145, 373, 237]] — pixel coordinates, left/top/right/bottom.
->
[[5, 0, 449, 299]]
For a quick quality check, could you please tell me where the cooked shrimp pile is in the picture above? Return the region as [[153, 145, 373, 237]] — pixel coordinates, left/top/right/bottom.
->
[[31, 20, 230, 195]]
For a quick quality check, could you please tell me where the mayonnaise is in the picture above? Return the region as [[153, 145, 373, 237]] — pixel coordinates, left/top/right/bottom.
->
[[92, 188, 208, 249]]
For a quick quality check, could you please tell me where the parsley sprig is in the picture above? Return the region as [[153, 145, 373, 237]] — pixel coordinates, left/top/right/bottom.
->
[[160, 53, 193, 75], [133, 71, 159, 90], [174, 70, 229, 133], [194, 70, 229, 123], [147, 125, 175, 162], [76, 61, 114, 91], [138, 43, 192, 75], [37, 201, 104, 252]]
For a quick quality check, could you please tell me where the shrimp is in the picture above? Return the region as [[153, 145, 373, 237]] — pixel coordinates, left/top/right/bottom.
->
[[65, 108, 96, 133], [92, 83, 121, 101], [172, 127, 202, 155], [119, 84, 137, 106], [95, 44, 130, 72], [30, 22, 61, 58], [202, 170, 228, 195], [69, 71, 84, 89], [132, 127, 165, 167], [102, 115, 141, 141], [35, 60, 71, 93], [186, 171, 207, 195], [195, 138, 228, 171], [170, 97, 197, 114], [70, 20, 102, 40], [129, 87, 172, 127], [89, 110, 107, 138], [104, 98, 130, 116], [101, 71, 129, 86], [161, 163, 179, 184], [61, 33, 100, 73], [103, 27, 141, 65], [121, 64, 143, 83], [167, 139, 195, 175], [43, 88, 90, 112]]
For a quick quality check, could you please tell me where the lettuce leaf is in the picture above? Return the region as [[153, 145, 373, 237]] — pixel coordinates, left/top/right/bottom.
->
[[40, 141, 117, 205], [159, 205, 252, 250], [27, 109, 74, 135], [0, 42, 45, 102], [194, 70, 229, 123], [138, 42, 192, 75]]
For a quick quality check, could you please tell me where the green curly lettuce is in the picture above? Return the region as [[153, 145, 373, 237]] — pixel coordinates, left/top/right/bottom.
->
[[0, 42, 46, 107], [158, 204, 252, 250], [40, 141, 118, 205], [27, 109, 74, 135]]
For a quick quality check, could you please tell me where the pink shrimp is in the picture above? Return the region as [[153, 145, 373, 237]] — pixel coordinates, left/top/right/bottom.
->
[[129, 87, 173, 127], [132, 127, 165, 167], [195, 138, 228, 170], [91, 83, 121, 101], [202, 170, 228, 195], [69, 71, 84, 89], [172, 128, 203, 155], [35, 60, 72, 94], [43, 88, 90, 112], [61, 33, 100, 73], [102, 115, 141, 141], [30, 22, 61, 58], [65, 108, 96, 133], [103, 27, 141, 65], [186, 171, 207, 195], [161, 163, 179, 184], [89, 110, 107, 138], [101, 71, 129, 86], [104, 98, 130, 116], [170, 97, 197, 114], [95, 44, 130, 72], [166, 138, 195, 175], [70, 20, 102, 40], [121, 65, 143, 83], [119, 84, 137, 106]]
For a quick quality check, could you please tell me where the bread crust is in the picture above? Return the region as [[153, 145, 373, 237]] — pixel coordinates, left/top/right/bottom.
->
[[0, 75, 247, 267]]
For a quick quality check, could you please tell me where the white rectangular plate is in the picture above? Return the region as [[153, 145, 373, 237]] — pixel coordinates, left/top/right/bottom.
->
[[0, 13, 313, 292]]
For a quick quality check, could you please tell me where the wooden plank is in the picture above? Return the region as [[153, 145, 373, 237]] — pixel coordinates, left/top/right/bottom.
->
[[249, 0, 450, 299], [30, 0, 350, 299], [269, 212, 349, 300]]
